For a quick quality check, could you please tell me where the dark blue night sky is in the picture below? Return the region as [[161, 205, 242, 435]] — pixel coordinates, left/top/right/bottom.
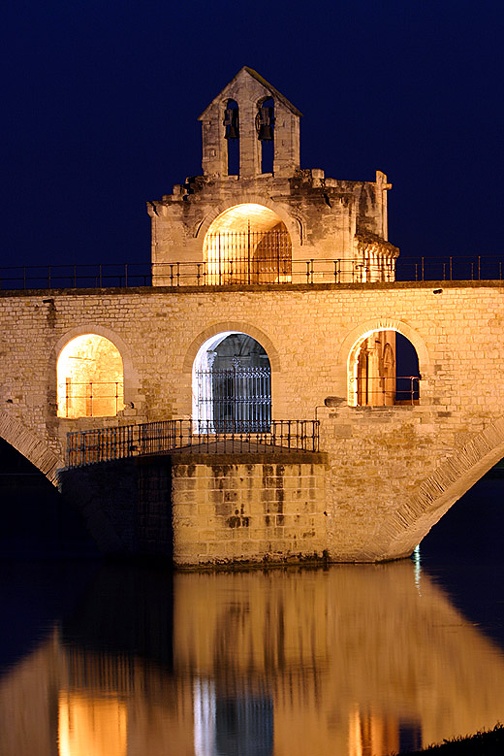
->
[[1, 0, 503, 267]]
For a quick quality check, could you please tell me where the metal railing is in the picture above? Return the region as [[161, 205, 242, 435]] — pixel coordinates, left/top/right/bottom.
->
[[353, 375, 420, 406], [58, 381, 124, 418], [204, 228, 292, 285], [0, 263, 152, 290], [395, 256, 504, 282], [66, 419, 320, 468], [3, 256, 504, 291], [151, 258, 396, 285]]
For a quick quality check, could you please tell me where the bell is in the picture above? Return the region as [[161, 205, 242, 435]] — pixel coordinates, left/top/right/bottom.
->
[[226, 124, 239, 140], [256, 106, 274, 141], [258, 123, 273, 141], [223, 107, 239, 140]]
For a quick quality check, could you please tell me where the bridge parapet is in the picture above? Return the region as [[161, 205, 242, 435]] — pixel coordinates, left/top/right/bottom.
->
[[66, 419, 320, 468], [1, 254, 504, 290]]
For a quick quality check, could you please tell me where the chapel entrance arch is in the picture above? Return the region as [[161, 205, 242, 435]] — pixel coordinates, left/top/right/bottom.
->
[[203, 203, 292, 284], [349, 330, 420, 407], [57, 334, 124, 418], [193, 332, 271, 433]]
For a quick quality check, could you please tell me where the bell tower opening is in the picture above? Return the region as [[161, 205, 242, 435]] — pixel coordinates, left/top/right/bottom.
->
[[198, 67, 301, 180], [223, 98, 239, 176], [203, 203, 292, 284], [193, 332, 271, 433], [257, 97, 274, 174]]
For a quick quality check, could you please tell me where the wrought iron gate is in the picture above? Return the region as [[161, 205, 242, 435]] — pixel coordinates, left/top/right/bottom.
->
[[196, 365, 271, 432], [205, 227, 292, 284]]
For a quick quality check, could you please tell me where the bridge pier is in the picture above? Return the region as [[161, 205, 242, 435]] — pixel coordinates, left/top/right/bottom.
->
[[58, 449, 328, 565]]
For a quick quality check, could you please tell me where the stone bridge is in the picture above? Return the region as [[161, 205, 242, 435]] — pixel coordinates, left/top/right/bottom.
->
[[1, 278, 504, 564]]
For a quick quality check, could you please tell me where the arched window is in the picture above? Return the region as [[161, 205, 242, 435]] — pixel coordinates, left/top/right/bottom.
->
[[223, 98, 239, 176], [57, 334, 124, 418], [193, 332, 271, 433], [350, 331, 420, 407], [256, 97, 274, 174]]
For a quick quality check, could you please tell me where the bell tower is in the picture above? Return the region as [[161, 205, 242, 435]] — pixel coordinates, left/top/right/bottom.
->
[[198, 66, 302, 179]]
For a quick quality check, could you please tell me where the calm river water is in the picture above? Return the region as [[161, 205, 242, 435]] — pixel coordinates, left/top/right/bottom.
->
[[1, 476, 504, 756]]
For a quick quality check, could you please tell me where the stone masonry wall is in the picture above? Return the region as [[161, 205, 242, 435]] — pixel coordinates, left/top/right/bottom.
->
[[2, 280, 504, 561], [170, 454, 327, 566]]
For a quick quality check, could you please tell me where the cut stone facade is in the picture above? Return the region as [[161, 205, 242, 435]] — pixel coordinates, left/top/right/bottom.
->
[[2, 281, 504, 563], [1, 69, 503, 564], [148, 67, 398, 285]]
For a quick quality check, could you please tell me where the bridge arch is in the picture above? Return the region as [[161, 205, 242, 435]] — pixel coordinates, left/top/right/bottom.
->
[[375, 416, 504, 560], [337, 319, 430, 407], [51, 325, 138, 418], [0, 413, 63, 485]]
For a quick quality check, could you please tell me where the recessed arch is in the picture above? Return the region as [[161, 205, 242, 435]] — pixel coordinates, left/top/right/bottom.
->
[[195, 196, 301, 249], [192, 330, 272, 432], [202, 203, 292, 285], [338, 319, 429, 407], [338, 319, 430, 371], [51, 325, 138, 414], [57, 334, 124, 418], [183, 322, 280, 373]]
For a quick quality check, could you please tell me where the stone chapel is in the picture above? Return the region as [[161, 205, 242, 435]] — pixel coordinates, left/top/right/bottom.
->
[[147, 66, 400, 409]]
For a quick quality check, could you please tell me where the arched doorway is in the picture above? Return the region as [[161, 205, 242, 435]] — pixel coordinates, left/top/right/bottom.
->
[[57, 334, 124, 418], [203, 203, 292, 285], [193, 332, 271, 433], [350, 330, 420, 407]]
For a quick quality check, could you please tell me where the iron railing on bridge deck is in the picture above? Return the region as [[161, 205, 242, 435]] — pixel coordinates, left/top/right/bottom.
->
[[66, 419, 320, 468], [3, 255, 504, 291]]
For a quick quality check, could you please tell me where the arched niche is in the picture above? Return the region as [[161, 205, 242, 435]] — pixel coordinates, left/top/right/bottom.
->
[[57, 334, 124, 418], [192, 331, 271, 433], [203, 203, 292, 284], [347, 329, 421, 407]]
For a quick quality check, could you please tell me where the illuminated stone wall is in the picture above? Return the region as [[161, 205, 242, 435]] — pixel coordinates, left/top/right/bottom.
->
[[170, 456, 327, 566], [148, 68, 397, 279], [2, 281, 504, 561]]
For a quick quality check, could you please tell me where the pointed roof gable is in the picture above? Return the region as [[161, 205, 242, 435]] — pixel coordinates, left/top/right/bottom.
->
[[198, 66, 303, 120]]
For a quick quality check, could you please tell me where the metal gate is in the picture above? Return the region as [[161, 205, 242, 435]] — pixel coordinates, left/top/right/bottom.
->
[[205, 227, 292, 284], [196, 365, 271, 432]]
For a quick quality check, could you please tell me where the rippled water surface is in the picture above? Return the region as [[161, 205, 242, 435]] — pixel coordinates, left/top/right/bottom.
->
[[1, 477, 504, 756]]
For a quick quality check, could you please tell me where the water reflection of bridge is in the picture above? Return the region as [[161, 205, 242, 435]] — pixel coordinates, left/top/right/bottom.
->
[[1, 562, 504, 756]]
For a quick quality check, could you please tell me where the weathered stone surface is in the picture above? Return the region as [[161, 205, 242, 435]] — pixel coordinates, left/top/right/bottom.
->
[[2, 282, 504, 562], [2, 69, 502, 564]]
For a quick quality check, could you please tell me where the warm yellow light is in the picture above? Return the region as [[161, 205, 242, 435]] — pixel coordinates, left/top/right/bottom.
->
[[57, 334, 124, 418], [206, 203, 282, 235], [58, 692, 127, 756], [204, 203, 292, 284]]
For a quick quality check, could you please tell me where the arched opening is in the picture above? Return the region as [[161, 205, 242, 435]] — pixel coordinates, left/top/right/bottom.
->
[[193, 332, 271, 433], [223, 98, 239, 176], [349, 330, 420, 407], [256, 96, 274, 174], [203, 203, 292, 285], [57, 334, 124, 418]]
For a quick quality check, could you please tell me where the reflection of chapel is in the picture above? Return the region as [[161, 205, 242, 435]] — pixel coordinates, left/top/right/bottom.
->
[[148, 66, 401, 409]]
